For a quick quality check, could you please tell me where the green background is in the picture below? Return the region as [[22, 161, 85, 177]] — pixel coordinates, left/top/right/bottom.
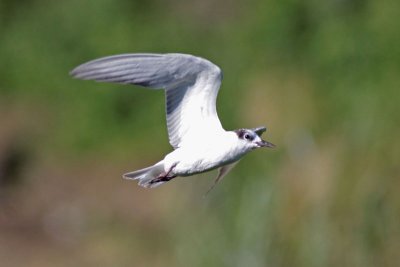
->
[[0, 0, 399, 266]]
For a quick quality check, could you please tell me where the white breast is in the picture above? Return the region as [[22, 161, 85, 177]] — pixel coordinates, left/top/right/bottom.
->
[[163, 132, 244, 176]]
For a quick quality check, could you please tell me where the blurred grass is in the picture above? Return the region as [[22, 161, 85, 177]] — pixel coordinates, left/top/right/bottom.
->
[[1, 0, 400, 266]]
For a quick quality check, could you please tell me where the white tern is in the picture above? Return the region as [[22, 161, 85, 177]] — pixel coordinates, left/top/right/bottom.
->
[[70, 53, 275, 188]]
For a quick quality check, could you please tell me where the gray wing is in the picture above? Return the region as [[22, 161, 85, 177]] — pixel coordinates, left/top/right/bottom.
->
[[70, 53, 224, 148], [205, 162, 239, 195]]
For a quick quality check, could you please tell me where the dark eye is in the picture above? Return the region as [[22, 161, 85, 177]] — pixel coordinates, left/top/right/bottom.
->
[[244, 133, 251, 140]]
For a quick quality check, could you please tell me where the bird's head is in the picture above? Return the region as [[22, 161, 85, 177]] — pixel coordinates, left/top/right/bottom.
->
[[234, 126, 275, 151]]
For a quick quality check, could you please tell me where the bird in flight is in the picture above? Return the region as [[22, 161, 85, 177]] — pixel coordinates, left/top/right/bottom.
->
[[70, 53, 275, 189]]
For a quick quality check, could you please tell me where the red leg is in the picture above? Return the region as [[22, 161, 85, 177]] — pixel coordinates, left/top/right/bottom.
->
[[149, 163, 177, 185]]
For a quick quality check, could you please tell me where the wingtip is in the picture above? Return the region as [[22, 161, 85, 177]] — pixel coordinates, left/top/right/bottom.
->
[[252, 126, 267, 137], [69, 66, 82, 79], [69, 69, 77, 78]]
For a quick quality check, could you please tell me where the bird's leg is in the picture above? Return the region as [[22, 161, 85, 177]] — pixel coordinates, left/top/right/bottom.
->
[[150, 163, 177, 185]]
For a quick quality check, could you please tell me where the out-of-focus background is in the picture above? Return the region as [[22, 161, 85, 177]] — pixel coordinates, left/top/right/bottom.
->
[[0, 0, 399, 266]]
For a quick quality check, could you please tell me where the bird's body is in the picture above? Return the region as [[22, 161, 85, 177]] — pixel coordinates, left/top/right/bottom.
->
[[70, 53, 274, 188], [164, 131, 242, 176]]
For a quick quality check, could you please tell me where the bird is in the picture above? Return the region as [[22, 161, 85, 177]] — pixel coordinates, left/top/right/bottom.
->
[[70, 53, 275, 189]]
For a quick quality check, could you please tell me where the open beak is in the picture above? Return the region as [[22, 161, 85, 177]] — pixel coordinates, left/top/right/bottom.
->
[[256, 140, 276, 148]]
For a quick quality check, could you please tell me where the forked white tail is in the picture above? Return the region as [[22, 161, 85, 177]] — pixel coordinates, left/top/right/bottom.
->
[[123, 161, 166, 188]]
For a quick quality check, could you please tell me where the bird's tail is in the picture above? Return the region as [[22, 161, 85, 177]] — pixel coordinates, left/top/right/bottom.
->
[[123, 161, 166, 188]]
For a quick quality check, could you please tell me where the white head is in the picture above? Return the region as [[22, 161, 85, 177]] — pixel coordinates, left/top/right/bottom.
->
[[234, 127, 275, 152]]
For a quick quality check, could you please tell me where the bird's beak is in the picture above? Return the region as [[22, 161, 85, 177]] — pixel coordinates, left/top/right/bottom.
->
[[256, 140, 276, 148]]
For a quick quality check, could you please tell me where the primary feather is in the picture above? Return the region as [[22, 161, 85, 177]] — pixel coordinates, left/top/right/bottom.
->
[[70, 53, 224, 149]]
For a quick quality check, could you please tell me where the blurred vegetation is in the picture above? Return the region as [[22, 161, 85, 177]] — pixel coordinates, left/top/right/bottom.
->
[[0, 0, 399, 266]]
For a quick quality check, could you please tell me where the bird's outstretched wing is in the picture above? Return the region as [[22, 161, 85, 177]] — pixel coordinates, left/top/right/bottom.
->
[[204, 161, 239, 195], [70, 53, 224, 149]]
